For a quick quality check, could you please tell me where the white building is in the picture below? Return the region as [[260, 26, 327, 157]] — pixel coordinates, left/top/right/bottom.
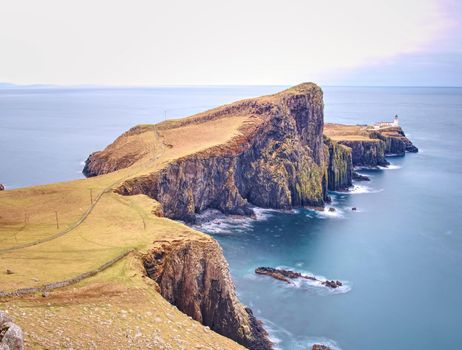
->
[[373, 115, 399, 129]]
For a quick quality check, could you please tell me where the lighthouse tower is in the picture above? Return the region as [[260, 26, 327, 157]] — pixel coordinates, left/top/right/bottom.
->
[[393, 114, 399, 127]]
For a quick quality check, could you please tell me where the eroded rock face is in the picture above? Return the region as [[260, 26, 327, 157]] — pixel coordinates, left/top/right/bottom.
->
[[143, 239, 272, 350], [117, 84, 328, 222], [0, 312, 24, 350], [324, 137, 352, 191], [337, 139, 388, 167], [370, 127, 418, 154]]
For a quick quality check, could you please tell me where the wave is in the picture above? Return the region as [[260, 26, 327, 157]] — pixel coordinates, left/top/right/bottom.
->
[[261, 317, 342, 350], [348, 184, 383, 194], [192, 207, 286, 235], [378, 164, 401, 170], [313, 207, 345, 219], [79, 160, 86, 166]]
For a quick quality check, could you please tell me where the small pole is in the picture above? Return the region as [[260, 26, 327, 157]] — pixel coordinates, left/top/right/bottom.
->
[[90, 188, 93, 204], [55, 211, 59, 229]]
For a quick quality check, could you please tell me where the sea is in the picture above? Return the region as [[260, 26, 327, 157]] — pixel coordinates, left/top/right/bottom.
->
[[1, 85, 461, 350]]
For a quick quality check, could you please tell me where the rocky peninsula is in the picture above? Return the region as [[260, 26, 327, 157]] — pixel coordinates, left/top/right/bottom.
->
[[0, 83, 417, 349]]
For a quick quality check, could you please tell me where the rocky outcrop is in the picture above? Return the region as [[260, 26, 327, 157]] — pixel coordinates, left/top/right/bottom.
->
[[116, 84, 327, 222], [336, 139, 388, 167], [324, 137, 352, 191], [0, 311, 24, 350], [143, 239, 272, 350], [370, 127, 418, 155], [83, 125, 158, 177], [352, 172, 370, 181], [324, 124, 418, 168], [312, 345, 332, 350], [255, 267, 342, 289]]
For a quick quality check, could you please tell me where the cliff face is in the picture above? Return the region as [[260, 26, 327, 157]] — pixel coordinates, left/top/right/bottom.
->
[[324, 137, 353, 191], [324, 124, 418, 168], [143, 238, 272, 350], [336, 139, 388, 167], [116, 83, 328, 222], [370, 128, 419, 155]]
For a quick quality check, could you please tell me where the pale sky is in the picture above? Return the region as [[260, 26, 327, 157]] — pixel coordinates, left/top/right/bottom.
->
[[0, 0, 460, 86]]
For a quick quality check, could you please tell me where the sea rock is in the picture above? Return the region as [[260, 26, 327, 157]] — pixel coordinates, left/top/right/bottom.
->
[[312, 345, 332, 350], [0, 184, 4, 191], [352, 172, 370, 181], [352, 207, 357, 211], [255, 267, 341, 289], [0, 311, 24, 350], [144, 239, 273, 350], [328, 207, 335, 212]]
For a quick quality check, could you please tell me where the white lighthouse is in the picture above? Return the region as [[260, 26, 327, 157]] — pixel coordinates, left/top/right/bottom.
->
[[393, 114, 399, 127]]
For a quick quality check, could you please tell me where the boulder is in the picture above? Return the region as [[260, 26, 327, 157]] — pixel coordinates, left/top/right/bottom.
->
[[312, 345, 332, 350], [328, 207, 335, 212], [0, 184, 4, 191], [0, 312, 24, 350]]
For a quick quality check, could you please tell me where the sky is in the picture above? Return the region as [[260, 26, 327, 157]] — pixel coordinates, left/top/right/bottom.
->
[[0, 0, 460, 86]]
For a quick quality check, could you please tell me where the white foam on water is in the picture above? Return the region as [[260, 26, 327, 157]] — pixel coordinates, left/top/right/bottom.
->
[[192, 207, 285, 235], [348, 184, 383, 194], [79, 160, 86, 166], [315, 208, 345, 219], [379, 164, 401, 170]]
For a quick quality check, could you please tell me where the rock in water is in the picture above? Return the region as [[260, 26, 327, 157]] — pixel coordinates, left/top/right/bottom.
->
[[352, 172, 370, 181], [255, 267, 341, 289], [312, 345, 332, 350], [0, 184, 4, 191], [328, 207, 336, 212], [0, 311, 24, 350]]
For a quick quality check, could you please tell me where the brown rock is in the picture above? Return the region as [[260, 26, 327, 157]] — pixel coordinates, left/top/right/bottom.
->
[[0, 184, 4, 191], [144, 239, 272, 350], [312, 344, 332, 350]]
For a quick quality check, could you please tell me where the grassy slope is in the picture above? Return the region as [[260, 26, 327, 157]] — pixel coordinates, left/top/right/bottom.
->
[[324, 123, 381, 142], [0, 110, 251, 349]]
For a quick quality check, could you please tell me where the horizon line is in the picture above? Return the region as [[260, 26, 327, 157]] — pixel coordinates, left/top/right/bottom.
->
[[1, 82, 461, 89]]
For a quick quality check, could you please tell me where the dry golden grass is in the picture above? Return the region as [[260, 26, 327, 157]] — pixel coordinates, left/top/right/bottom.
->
[[324, 123, 377, 141], [0, 102, 260, 349], [0, 84, 323, 348]]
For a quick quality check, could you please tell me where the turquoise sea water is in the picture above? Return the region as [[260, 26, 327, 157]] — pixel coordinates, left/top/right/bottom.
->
[[1, 86, 461, 349]]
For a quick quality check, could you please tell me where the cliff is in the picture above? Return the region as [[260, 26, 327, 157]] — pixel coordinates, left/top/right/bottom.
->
[[324, 123, 418, 167], [86, 83, 330, 222], [324, 136, 353, 191], [143, 238, 272, 350]]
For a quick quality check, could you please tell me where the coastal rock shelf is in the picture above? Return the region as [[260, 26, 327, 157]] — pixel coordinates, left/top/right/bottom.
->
[[324, 123, 418, 167]]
